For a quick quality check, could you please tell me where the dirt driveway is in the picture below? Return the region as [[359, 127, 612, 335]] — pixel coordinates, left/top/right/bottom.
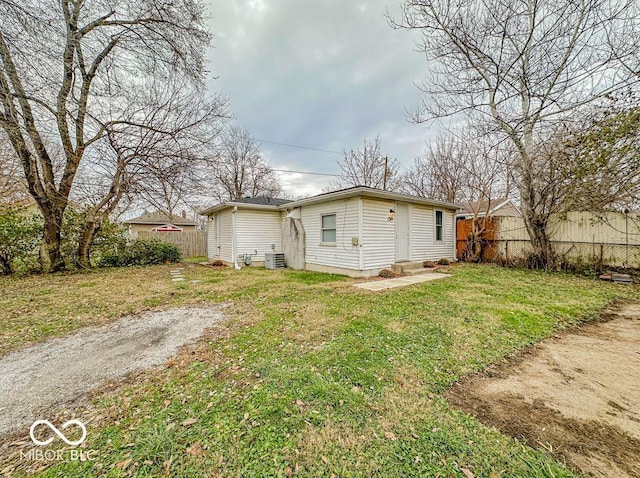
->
[[0, 306, 224, 436], [447, 302, 640, 478]]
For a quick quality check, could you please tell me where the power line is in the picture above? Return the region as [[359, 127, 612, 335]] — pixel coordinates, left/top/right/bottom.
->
[[272, 168, 341, 177], [252, 138, 342, 155]]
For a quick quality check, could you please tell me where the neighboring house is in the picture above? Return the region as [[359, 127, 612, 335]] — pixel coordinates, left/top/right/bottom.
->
[[201, 187, 460, 277], [123, 211, 198, 235], [456, 198, 520, 219], [1, 198, 40, 216]]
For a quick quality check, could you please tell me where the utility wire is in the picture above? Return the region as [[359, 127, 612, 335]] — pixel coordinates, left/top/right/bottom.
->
[[252, 138, 343, 155], [272, 168, 340, 177]]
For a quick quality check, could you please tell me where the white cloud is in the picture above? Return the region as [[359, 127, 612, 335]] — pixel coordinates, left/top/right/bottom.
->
[[206, 0, 440, 194]]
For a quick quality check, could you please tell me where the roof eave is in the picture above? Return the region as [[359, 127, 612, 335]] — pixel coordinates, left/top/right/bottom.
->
[[282, 187, 461, 210], [200, 202, 284, 216]]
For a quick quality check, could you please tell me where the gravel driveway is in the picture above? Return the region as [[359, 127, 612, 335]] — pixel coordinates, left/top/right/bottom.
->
[[0, 306, 224, 435]]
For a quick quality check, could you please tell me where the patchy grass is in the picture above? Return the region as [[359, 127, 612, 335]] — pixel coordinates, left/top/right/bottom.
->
[[181, 256, 208, 264], [1, 264, 639, 477]]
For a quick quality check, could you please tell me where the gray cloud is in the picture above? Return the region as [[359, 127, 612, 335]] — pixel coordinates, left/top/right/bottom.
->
[[206, 0, 437, 195]]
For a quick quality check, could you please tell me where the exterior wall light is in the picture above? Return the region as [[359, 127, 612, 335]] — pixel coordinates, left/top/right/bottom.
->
[[387, 209, 395, 221]]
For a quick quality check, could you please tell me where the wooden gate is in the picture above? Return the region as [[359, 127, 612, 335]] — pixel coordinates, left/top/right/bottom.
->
[[456, 218, 498, 261]]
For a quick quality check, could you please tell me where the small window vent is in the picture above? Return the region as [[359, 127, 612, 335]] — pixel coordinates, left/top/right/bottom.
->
[[264, 253, 285, 270]]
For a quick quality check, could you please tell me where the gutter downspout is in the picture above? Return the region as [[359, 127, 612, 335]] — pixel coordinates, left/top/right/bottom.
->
[[232, 206, 240, 270], [453, 209, 458, 261], [357, 197, 363, 272]]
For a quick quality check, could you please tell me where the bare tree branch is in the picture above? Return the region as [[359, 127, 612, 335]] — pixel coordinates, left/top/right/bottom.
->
[[392, 0, 640, 268], [328, 135, 401, 192]]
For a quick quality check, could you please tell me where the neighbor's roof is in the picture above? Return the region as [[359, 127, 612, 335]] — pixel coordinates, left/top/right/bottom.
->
[[201, 187, 460, 216], [200, 197, 292, 215], [123, 211, 198, 226], [458, 198, 519, 217]]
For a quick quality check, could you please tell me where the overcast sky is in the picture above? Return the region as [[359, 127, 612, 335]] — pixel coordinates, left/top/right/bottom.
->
[[205, 0, 440, 197]]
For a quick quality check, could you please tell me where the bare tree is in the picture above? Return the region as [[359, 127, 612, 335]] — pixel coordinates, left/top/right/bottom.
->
[[392, 0, 640, 268], [69, 82, 227, 268], [403, 126, 511, 260], [523, 101, 640, 223], [210, 126, 282, 201], [0, 0, 213, 271], [402, 134, 471, 202], [328, 135, 400, 191], [0, 134, 28, 208]]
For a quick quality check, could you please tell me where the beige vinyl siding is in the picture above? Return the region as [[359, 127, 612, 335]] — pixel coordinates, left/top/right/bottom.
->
[[411, 205, 456, 261], [361, 198, 395, 269], [235, 209, 283, 260], [218, 209, 233, 263], [301, 198, 360, 270], [494, 202, 521, 217]]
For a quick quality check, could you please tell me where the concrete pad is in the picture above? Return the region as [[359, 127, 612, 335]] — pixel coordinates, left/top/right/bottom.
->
[[354, 273, 451, 291], [171, 278, 185, 282]]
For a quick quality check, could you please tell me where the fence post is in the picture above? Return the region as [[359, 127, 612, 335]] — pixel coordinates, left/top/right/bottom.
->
[[599, 243, 604, 273]]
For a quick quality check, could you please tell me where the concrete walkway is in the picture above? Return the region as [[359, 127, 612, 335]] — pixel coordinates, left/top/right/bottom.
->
[[354, 273, 452, 291]]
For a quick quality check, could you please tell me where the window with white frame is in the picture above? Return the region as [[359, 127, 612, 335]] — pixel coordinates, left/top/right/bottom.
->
[[321, 214, 337, 243], [435, 210, 444, 241]]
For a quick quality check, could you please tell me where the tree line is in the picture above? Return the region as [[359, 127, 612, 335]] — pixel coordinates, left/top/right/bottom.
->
[[1, 0, 639, 273]]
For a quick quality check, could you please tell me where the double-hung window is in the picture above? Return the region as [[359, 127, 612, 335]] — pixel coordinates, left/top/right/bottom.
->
[[321, 214, 337, 244], [435, 210, 444, 242]]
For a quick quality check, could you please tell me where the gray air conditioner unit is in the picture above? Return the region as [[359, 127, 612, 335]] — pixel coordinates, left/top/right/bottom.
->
[[265, 252, 285, 270]]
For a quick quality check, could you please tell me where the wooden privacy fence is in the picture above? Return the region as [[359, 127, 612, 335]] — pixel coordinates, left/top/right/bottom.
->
[[136, 231, 207, 258], [497, 239, 640, 269], [456, 211, 640, 268]]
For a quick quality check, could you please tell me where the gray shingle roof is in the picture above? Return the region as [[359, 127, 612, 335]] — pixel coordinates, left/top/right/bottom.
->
[[233, 197, 292, 206]]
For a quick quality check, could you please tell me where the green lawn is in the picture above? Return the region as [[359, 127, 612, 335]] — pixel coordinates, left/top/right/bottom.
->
[[1, 264, 638, 477]]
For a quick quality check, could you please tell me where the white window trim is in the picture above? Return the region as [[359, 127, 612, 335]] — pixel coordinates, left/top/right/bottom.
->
[[434, 209, 444, 242], [321, 213, 337, 245]]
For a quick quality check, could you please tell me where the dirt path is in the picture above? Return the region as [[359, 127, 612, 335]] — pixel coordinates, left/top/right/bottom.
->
[[447, 302, 640, 478], [0, 306, 225, 436]]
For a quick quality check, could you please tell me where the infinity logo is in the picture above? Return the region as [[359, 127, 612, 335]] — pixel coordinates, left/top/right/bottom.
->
[[29, 420, 87, 447]]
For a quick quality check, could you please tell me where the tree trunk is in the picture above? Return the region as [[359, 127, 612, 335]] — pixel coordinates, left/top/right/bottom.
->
[[468, 217, 486, 262], [39, 212, 65, 272], [522, 211, 555, 269], [0, 255, 12, 275], [76, 220, 99, 269]]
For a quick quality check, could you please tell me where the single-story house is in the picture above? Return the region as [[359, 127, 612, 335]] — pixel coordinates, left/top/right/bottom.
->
[[123, 211, 199, 235], [456, 198, 520, 219], [201, 187, 460, 277]]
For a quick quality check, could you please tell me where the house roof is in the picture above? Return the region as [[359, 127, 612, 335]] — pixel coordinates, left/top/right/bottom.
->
[[457, 198, 519, 217], [283, 186, 461, 210], [201, 186, 460, 216], [200, 197, 293, 215], [233, 197, 293, 206], [123, 211, 198, 226]]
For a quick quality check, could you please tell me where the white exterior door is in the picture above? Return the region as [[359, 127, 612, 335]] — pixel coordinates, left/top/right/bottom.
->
[[395, 202, 410, 262]]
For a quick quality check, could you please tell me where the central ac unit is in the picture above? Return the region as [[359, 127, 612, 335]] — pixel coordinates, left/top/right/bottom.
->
[[265, 252, 285, 270]]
